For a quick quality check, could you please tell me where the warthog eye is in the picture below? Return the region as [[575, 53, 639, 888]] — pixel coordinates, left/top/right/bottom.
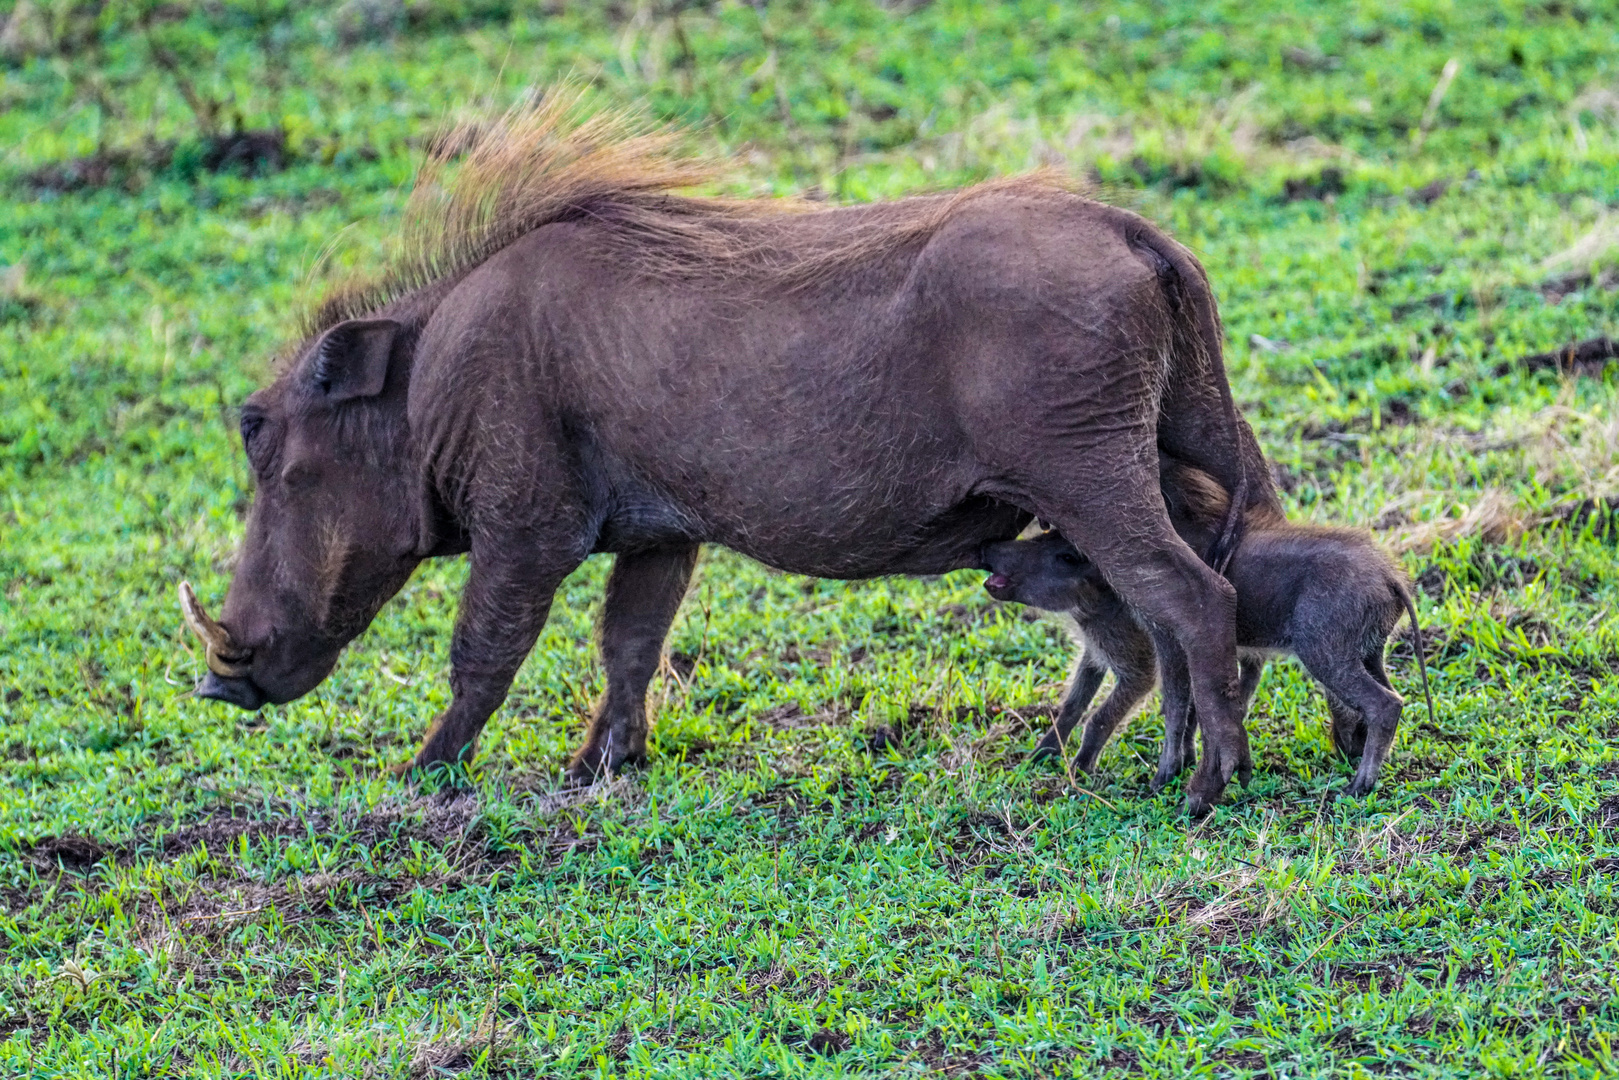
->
[[1056, 550, 1082, 567], [240, 410, 274, 474]]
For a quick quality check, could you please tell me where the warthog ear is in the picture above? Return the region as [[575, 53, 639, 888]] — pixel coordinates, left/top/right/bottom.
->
[[310, 319, 401, 401]]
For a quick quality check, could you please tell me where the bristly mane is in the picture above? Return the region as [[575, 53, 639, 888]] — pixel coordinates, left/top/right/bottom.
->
[[307, 86, 1081, 334]]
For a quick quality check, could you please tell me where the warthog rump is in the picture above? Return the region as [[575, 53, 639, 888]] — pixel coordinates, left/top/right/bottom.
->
[[180, 92, 1280, 814]]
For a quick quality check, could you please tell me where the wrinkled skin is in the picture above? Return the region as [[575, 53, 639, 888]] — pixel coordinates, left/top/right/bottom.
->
[[192, 186, 1280, 815], [981, 466, 1428, 798]]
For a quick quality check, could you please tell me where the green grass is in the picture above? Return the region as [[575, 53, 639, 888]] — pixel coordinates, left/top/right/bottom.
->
[[5, 1, 1619, 1075]]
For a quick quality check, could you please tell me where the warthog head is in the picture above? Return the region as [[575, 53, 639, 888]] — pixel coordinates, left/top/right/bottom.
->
[[980, 531, 1110, 615], [183, 318, 429, 710]]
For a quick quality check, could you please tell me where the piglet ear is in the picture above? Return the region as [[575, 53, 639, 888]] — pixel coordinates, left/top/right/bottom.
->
[[309, 319, 400, 401]]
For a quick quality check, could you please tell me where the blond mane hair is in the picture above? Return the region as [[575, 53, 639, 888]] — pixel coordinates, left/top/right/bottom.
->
[[309, 86, 1080, 332]]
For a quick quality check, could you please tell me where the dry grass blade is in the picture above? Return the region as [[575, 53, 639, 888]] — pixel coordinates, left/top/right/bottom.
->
[[1386, 487, 1527, 554], [1541, 214, 1619, 273], [1288, 914, 1367, 974], [405, 1018, 519, 1078], [1122, 863, 1301, 938], [942, 717, 1016, 772], [1414, 58, 1460, 150]]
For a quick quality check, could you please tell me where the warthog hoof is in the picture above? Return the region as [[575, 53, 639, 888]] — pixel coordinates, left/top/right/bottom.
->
[[564, 750, 648, 788], [1030, 731, 1068, 761], [1185, 724, 1251, 816], [390, 756, 476, 789], [1342, 774, 1378, 799]]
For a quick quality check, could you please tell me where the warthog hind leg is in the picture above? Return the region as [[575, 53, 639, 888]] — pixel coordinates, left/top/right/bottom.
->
[[1107, 549, 1246, 816], [567, 542, 701, 785], [1325, 688, 1366, 760], [1150, 631, 1195, 792], [1005, 455, 1248, 814], [1311, 646, 1404, 797], [1155, 653, 1263, 791]]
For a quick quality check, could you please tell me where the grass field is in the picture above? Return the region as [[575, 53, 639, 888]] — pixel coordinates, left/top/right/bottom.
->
[[5, 1, 1619, 1075]]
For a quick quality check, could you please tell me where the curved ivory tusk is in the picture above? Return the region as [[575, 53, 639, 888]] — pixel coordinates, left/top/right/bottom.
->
[[179, 581, 230, 650], [178, 581, 253, 678], [205, 648, 254, 678]]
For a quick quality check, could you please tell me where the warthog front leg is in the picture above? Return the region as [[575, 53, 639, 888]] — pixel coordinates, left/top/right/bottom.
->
[[407, 544, 582, 776], [1032, 659, 1107, 761], [1071, 665, 1159, 775], [567, 542, 700, 785]]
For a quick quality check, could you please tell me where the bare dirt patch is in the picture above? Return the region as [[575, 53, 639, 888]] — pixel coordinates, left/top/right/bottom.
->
[[1496, 336, 1619, 378], [24, 130, 288, 193]]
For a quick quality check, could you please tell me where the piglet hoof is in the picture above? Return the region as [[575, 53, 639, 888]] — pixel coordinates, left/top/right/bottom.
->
[[1030, 732, 1068, 762], [1148, 763, 1180, 794], [1342, 773, 1378, 799]]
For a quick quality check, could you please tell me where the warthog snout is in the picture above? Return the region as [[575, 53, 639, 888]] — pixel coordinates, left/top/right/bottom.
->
[[181, 582, 271, 709], [195, 669, 268, 709]]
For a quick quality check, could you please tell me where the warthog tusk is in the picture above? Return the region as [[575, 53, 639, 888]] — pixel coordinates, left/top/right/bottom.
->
[[178, 581, 253, 678]]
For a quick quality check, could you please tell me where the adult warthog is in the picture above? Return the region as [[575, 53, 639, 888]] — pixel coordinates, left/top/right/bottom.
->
[[181, 96, 1279, 814]]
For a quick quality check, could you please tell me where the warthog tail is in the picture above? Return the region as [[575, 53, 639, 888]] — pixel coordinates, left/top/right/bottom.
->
[[1118, 218, 1270, 575], [1398, 584, 1438, 729]]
